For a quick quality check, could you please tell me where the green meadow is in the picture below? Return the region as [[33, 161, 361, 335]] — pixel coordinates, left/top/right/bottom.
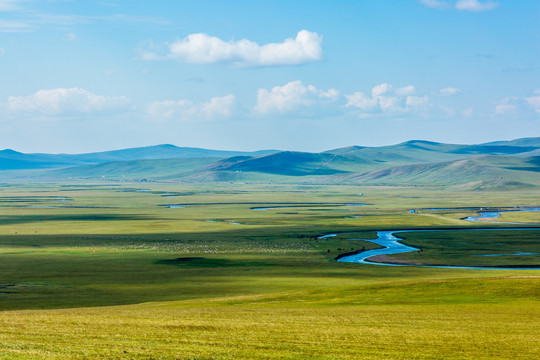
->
[[0, 182, 538, 359]]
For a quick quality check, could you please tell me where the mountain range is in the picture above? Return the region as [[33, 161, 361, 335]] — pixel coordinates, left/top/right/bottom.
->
[[2, 138, 540, 188]]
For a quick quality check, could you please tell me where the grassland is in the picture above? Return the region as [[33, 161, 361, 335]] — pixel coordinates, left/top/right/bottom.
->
[[383, 230, 540, 267], [0, 182, 538, 359]]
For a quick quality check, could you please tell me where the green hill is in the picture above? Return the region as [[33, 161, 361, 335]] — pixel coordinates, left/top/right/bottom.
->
[[4, 137, 540, 187], [0, 145, 278, 171], [325, 139, 540, 164], [325, 155, 540, 187], [50, 157, 221, 179], [0, 149, 82, 169]]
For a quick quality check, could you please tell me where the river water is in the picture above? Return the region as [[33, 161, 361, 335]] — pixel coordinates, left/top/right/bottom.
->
[[335, 228, 540, 270]]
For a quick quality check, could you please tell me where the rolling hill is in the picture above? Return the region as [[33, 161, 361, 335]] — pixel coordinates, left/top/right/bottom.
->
[[3, 137, 540, 188], [0, 145, 278, 170], [323, 155, 540, 186]]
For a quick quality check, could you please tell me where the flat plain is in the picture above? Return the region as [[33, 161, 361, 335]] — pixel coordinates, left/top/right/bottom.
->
[[0, 182, 538, 359]]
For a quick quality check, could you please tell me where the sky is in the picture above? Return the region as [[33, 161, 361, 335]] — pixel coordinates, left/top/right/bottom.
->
[[0, 0, 539, 153]]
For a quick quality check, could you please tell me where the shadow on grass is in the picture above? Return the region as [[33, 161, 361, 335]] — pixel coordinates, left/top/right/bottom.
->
[[156, 257, 272, 268], [0, 214, 158, 225]]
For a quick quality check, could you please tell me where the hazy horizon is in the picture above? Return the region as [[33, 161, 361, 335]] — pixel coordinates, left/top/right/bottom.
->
[[3, 136, 538, 156]]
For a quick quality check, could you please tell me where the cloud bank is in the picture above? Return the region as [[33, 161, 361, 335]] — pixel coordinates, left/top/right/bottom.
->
[[147, 94, 236, 121], [345, 84, 428, 113], [5, 84, 536, 124], [144, 30, 323, 67], [0, 0, 24, 11], [254, 81, 338, 114], [7, 88, 130, 115], [439, 87, 461, 96], [455, 0, 498, 12], [420, 0, 499, 12], [495, 90, 540, 116], [420, 0, 451, 10]]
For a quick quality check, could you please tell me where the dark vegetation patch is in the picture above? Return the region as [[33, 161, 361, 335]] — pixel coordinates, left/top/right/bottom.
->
[[505, 157, 540, 172], [0, 196, 73, 203], [451, 145, 538, 155], [156, 257, 272, 268], [60, 184, 121, 187], [0, 214, 158, 225], [334, 250, 364, 260]]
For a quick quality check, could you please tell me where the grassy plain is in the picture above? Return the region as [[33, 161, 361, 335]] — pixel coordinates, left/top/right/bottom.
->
[[0, 182, 538, 359], [388, 230, 540, 267]]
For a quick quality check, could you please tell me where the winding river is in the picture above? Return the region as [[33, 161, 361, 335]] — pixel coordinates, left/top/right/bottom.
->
[[334, 228, 540, 269], [463, 208, 540, 223], [334, 208, 540, 270]]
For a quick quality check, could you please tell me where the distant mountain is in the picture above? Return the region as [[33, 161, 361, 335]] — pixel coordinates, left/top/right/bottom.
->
[[50, 157, 221, 179], [3, 137, 540, 188], [481, 137, 540, 147], [199, 151, 368, 176], [0, 145, 279, 170], [0, 149, 80, 169], [323, 155, 540, 186], [325, 138, 540, 163], [55, 144, 278, 163]]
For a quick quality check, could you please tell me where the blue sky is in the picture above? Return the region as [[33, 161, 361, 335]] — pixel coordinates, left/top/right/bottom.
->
[[0, 0, 538, 153]]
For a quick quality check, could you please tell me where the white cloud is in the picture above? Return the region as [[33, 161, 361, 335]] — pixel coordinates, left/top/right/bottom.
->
[[372, 83, 392, 97], [66, 33, 77, 41], [525, 96, 540, 113], [421, 0, 498, 12], [0, 0, 24, 11], [345, 92, 378, 110], [406, 95, 429, 107], [378, 96, 400, 111], [396, 85, 416, 96], [495, 97, 518, 115], [148, 30, 322, 67], [495, 92, 540, 116], [495, 104, 516, 115], [455, 0, 498, 12], [7, 88, 130, 115], [0, 47, 4, 55], [463, 108, 474, 117], [0, 20, 31, 32], [147, 94, 236, 121], [420, 0, 451, 10], [313, 87, 340, 100], [254, 81, 338, 114], [346, 83, 430, 114], [202, 94, 237, 117], [439, 87, 462, 96]]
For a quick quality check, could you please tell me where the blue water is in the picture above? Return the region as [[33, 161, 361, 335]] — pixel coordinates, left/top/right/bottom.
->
[[333, 228, 540, 270], [318, 233, 338, 239], [25, 206, 59, 209], [251, 203, 368, 211], [464, 208, 540, 223], [474, 251, 538, 257]]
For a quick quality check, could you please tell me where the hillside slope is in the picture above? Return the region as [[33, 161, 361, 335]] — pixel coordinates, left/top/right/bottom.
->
[[4, 137, 540, 188], [0, 145, 278, 170], [323, 155, 540, 187]]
